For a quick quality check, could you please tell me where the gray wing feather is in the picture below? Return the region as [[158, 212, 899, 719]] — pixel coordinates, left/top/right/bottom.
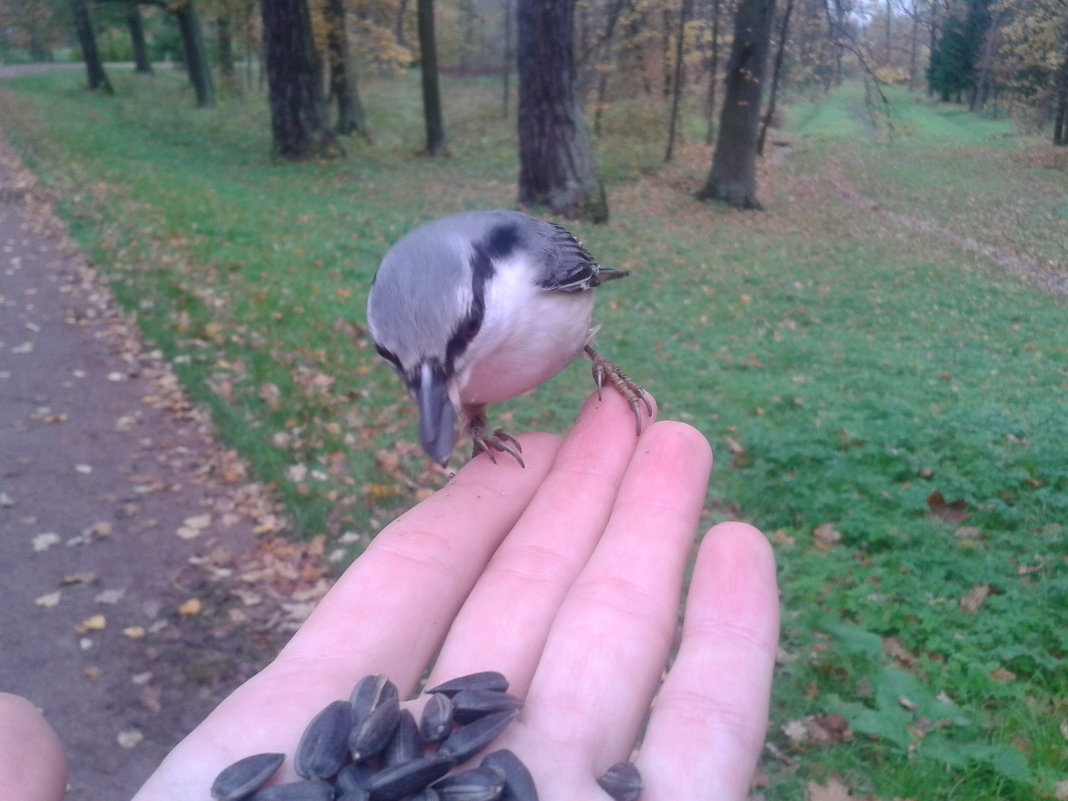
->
[[531, 220, 628, 293]]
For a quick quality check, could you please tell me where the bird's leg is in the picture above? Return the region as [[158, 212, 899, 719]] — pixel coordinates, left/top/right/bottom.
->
[[463, 404, 525, 468], [584, 345, 654, 436]]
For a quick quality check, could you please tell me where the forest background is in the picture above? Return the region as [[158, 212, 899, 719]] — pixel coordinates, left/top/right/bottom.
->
[[0, 0, 1066, 799]]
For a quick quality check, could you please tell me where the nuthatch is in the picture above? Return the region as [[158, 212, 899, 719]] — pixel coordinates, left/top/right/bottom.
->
[[367, 210, 650, 466]]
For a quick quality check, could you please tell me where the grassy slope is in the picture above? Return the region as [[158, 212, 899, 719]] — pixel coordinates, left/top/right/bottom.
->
[[1, 72, 1064, 798]]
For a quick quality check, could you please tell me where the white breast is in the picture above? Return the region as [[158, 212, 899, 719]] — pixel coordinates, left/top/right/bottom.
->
[[454, 257, 595, 406]]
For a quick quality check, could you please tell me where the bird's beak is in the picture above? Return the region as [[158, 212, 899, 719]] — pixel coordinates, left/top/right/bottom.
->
[[412, 362, 457, 466]]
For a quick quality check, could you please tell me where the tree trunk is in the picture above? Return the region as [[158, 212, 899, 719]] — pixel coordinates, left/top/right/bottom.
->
[[173, 0, 214, 107], [1054, 53, 1068, 146], [261, 0, 338, 159], [418, 0, 447, 156], [517, 0, 607, 222], [757, 0, 793, 156], [697, 0, 775, 209], [71, 0, 112, 93], [217, 10, 236, 84], [127, 2, 153, 74], [705, 0, 721, 144], [501, 0, 513, 118], [665, 0, 692, 161], [325, 0, 369, 139]]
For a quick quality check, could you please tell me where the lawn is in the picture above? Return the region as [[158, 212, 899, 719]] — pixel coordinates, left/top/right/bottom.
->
[[1, 69, 1065, 799]]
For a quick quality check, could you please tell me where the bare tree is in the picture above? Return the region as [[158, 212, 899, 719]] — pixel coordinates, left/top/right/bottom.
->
[[418, 0, 447, 155], [697, 0, 776, 209], [71, 0, 112, 93], [517, 0, 607, 222], [261, 0, 337, 158], [325, 0, 369, 138], [665, 0, 693, 161]]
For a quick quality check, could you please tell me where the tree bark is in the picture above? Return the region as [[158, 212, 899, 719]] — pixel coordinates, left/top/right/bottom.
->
[[126, 2, 153, 74], [325, 0, 369, 139], [173, 0, 214, 107], [217, 10, 236, 85], [705, 0, 722, 144], [71, 0, 112, 93], [757, 0, 793, 156], [517, 0, 608, 222], [261, 0, 338, 159], [665, 0, 692, 162], [697, 0, 775, 209], [418, 0, 447, 156]]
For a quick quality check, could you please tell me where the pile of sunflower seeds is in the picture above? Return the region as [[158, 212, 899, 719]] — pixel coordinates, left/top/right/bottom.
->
[[210, 670, 641, 801]]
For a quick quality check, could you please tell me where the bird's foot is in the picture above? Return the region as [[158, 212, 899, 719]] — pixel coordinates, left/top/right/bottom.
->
[[465, 405, 525, 467], [585, 345, 653, 435]]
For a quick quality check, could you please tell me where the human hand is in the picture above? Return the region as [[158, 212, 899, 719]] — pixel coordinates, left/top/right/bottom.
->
[[113, 390, 777, 800]]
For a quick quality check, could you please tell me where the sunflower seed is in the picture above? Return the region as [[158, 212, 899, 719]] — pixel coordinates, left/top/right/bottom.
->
[[250, 778, 334, 801], [438, 709, 519, 763], [480, 750, 538, 801], [406, 791, 440, 801], [365, 755, 455, 801], [428, 671, 509, 697], [294, 700, 352, 780], [350, 675, 400, 725], [595, 762, 642, 801], [432, 765, 506, 801], [384, 709, 422, 767], [336, 791, 370, 801], [419, 693, 454, 744], [349, 693, 401, 763], [450, 689, 524, 724], [335, 763, 374, 794], [211, 752, 285, 801]]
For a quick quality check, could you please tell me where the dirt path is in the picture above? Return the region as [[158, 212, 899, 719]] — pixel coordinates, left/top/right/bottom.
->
[[0, 127, 327, 798]]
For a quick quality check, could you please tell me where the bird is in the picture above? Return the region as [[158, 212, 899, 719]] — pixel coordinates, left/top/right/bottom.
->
[[366, 210, 651, 467]]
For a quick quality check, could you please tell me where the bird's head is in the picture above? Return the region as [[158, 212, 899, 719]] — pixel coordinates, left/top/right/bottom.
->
[[366, 215, 503, 464]]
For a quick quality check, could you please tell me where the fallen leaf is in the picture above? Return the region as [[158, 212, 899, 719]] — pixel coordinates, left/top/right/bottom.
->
[[75, 464, 93, 474], [806, 776, 853, 801], [117, 728, 143, 749], [884, 636, 920, 669], [178, 598, 202, 616], [960, 584, 992, 613], [75, 614, 107, 633], [183, 513, 212, 530], [122, 626, 146, 639], [175, 526, 202, 540], [83, 666, 103, 681], [927, 491, 970, 524], [1053, 780, 1068, 801], [814, 523, 843, 547], [34, 591, 62, 608], [991, 667, 1017, 684], [60, 571, 98, 586], [95, 588, 125, 605], [32, 532, 62, 552]]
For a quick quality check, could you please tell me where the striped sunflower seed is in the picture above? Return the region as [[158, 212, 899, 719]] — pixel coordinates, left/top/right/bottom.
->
[[595, 762, 642, 801], [365, 755, 455, 801], [419, 692, 454, 744], [480, 750, 538, 801], [450, 689, 524, 724], [428, 671, 509, 697], [432, 765, 506, 801], [349, 694, 401, 763], [350, 674, 400, 725], [384, 708, 422, 767], [294, 700, 352, 780], [438, 709, 519, 763], [249, 778, 334, 801], [211, 752, 285, 801], [334, 763, 373, 794]]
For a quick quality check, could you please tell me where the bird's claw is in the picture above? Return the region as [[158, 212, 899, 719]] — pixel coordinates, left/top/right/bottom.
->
[[585, 346, 653, 436], [472, 429, 525, 468]]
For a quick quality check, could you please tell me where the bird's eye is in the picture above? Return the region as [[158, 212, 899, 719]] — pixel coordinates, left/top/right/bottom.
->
[[460, 318, 481, 341]]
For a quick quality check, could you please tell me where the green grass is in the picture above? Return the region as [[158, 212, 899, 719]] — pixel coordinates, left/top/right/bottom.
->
[[2, 68, 1065, 799]]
